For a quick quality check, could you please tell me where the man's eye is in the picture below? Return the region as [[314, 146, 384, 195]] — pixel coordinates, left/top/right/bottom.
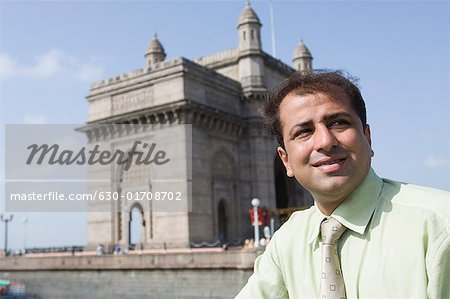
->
[[294, 128, 313, 139], [330, 120, 350, 128]]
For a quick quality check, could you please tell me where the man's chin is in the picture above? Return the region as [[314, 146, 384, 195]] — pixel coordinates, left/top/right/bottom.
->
[[308, 176, 352, 196]]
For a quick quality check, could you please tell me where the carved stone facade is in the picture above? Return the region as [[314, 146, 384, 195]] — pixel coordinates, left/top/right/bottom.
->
[[85, 3, 314, 251]]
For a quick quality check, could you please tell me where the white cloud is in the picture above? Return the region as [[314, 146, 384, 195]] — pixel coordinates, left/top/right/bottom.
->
[[74, 63, 104, 81], [0, 49, 104, 81], [23, 114, 48, 124], [28, 49, 64, 77], [0, 52, 18, 79], [425, 155, 450, 169]]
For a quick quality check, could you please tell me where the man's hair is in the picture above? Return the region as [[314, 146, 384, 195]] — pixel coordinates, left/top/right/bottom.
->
[[263, 70, 367, 148]]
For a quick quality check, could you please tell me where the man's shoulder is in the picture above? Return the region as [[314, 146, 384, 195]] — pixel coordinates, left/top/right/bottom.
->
[[381, 178, 450, 220]]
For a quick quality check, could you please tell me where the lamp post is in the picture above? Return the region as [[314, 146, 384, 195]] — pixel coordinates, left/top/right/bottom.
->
[[22, 217, 28, 253], [251, 198, 260, 248], [270, 217, 275, 237], [0, 214, 13, 256]]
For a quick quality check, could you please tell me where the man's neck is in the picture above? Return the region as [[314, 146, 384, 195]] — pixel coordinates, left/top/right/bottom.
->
[[314, 198, 346, 216], [311, 169, 373, 216]]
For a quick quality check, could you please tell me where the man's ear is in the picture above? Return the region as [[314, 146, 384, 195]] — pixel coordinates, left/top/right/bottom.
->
[[364, 124, 374, 157], [277, 146, 294, 177]]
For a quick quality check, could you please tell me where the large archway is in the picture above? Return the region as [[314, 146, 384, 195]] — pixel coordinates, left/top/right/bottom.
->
[[115, 147, 152, 249], [274, 153, 289, 209], [211, 148, 238, 243], [273, 152, 314, 209]]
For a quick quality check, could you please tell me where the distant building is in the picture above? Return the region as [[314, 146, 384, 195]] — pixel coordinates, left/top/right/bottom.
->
[[85, 2, 314, 251]]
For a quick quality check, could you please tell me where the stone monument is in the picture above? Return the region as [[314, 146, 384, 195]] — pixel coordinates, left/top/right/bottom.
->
[[85, 2, 314, 251]]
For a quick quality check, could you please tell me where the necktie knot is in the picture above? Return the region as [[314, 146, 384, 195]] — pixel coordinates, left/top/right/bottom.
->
[[321, 217, 347, 245]]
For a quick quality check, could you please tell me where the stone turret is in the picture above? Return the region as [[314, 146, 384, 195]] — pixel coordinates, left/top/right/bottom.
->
[[237, 0, 262, 53], [293, 40, 313, 72], [145, 34, 166, 66], [237, 1, 265, 95]]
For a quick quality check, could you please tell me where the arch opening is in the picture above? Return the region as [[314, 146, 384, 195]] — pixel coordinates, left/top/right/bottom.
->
[[217, 199, 227, 243], [129, 203, 144, 246]]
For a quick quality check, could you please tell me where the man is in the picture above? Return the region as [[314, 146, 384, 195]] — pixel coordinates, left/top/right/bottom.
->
[[235, 71, 449, 299]]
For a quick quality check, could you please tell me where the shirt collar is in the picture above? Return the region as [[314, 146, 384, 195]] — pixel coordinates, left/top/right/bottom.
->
[[307, 207, 326, 247], [307, 168, 383, 246]]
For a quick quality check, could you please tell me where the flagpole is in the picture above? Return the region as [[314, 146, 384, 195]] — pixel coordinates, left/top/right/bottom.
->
[[269, 0, 277, 58]]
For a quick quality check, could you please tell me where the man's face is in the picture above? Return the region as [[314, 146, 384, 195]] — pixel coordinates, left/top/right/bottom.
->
[[278, 92, 373, 205]]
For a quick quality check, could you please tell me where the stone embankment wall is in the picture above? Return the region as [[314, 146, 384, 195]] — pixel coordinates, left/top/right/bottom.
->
[[0, 248, 260, 299]]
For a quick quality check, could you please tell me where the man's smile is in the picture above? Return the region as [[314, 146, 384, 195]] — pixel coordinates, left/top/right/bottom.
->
[[312, 157, 347, 173]]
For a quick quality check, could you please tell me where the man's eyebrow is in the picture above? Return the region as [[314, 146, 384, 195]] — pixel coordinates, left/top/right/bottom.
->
[[323, 112, 353, 122]]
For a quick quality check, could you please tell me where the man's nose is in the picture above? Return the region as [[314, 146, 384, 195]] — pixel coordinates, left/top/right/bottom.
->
[[314, 126, 338, 152]]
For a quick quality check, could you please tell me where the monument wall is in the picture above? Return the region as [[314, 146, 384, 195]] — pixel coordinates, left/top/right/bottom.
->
[[0, 249, 259, 298]]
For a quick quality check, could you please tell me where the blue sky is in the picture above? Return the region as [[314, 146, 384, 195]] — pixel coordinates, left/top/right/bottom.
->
[[0, 0, 449, 250]]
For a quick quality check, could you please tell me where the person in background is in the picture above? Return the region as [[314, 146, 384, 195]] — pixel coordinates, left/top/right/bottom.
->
[[114, 244, 121, 255], [96, 243, 104, 256]]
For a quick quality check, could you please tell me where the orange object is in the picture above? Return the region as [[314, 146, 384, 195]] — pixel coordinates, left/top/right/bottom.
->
[[249, 207, 269, 226]]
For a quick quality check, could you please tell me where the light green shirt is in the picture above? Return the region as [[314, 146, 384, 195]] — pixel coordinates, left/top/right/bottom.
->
[[236, 169, 450, 299]]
